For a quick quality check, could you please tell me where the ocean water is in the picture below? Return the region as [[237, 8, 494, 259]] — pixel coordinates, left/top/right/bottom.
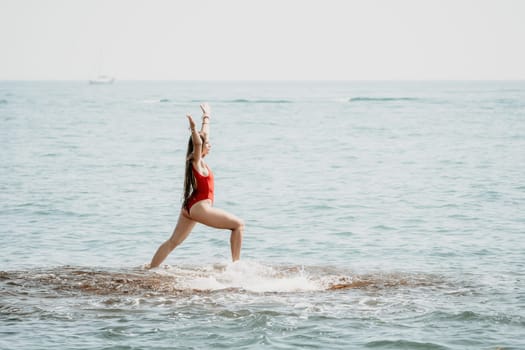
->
[[0, 80, 524, 349]]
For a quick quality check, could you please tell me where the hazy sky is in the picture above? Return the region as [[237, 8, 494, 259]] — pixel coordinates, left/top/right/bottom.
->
[[1, 0, 524, 80]]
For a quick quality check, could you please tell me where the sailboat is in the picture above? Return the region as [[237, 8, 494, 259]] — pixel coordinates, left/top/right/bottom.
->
[[89, 50, 115, 84], [89, 75, 115, 84]]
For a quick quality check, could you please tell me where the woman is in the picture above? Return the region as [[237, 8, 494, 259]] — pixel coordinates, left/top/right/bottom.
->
[[149, 103, 244, 268]]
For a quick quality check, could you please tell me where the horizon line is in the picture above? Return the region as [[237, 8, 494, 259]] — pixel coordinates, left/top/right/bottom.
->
[[1, 78, 525, 82]]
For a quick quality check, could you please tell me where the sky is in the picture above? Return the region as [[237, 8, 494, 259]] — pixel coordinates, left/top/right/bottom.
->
[[1, 0, 524, 80]]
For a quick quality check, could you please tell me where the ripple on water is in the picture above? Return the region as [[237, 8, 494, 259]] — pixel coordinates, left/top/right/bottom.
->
[[365, 339, 450, 349], [1, 263, 522, 349]]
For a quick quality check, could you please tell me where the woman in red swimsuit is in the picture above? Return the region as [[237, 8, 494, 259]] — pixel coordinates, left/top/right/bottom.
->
[[149, 103, 244, 268]]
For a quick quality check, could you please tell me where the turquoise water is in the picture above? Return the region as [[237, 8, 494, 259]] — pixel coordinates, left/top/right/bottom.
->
[[1, 81, 524, 349]]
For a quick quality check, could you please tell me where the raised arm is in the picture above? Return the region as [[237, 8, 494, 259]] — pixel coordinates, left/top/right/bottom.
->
[[199, 103, 211, 139], [187, 114, 202, 162]]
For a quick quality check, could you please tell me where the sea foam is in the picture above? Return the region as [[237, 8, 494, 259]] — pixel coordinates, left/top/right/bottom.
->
[[175, 260, 322, 293]]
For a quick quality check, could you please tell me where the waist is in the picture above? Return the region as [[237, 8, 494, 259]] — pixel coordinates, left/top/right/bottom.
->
[[190, 189, 214, 200]]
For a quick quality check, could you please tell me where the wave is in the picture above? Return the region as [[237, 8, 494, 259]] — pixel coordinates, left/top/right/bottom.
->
[[138, 97, 436, 105], [430, 310, 525, 326], [0, 262, 445, 297], [227, 99, 292, 104], [191, 99, 292, 104], [365, 339, 449, 349], [349, 97, 420, 102], [141, 98, 172, 104], [141, 98, 293, 105]]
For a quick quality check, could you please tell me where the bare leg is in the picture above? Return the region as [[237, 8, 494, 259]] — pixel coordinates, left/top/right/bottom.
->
[[149, 210, 197, 268], [189, 202, 244, 261]]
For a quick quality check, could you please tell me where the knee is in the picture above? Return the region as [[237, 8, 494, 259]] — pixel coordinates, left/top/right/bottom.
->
[[234, 218, 245, 232]]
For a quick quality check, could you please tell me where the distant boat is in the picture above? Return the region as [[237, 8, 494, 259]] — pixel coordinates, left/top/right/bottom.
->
[[89, 75, 115, 84]]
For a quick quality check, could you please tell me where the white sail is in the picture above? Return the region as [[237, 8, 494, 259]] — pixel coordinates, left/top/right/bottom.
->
[[89, 75, 115, 84]]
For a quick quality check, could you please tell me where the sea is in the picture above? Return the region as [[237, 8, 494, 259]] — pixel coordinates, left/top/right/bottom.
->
[[1, 80, 524, 349]]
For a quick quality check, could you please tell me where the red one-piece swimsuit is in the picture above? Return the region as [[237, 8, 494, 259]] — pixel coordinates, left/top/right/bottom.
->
[[185, 164, 214, 213]]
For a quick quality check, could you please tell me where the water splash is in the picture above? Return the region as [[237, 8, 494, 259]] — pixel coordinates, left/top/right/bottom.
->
[[0, 262, 445, 297], [174, 261, 321, 292]]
